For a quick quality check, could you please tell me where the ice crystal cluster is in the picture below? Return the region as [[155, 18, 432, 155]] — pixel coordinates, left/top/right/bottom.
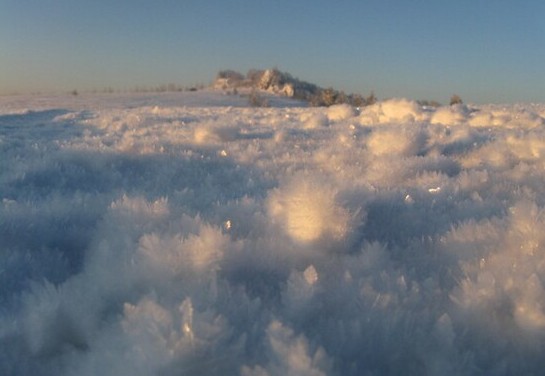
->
[[3, 91, 545, 375]]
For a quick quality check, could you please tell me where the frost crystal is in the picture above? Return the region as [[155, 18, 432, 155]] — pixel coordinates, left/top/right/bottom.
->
[[303, 265, 318, 285], [179, 298, 194, 343], [5, 92, 545, 375]]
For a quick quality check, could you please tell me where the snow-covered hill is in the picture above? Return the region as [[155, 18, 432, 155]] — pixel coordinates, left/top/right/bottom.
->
[[2, 92, 545, 375], [214, 68, 374, 107]]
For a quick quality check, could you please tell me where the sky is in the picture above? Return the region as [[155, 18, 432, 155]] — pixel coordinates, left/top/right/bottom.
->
[[1, 0, 544, 103]]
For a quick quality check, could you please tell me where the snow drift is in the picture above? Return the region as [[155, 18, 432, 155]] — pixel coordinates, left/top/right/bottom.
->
[[3, 91, 545, 375]]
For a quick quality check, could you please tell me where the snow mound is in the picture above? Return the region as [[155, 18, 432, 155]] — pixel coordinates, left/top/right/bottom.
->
[[430, 105, 469, 125], [326, 103, 356, 122], [469, 108, 544, 128], [301, 112, 329, 129], [366, 126, 428, 157], [359, 98, 428, 124]]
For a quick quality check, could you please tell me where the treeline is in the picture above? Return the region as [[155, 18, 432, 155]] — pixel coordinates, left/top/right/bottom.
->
[[72, 83, 205, 95]]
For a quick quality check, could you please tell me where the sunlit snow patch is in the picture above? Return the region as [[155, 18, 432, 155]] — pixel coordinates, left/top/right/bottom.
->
[[326, 103, 356, 122], [359, 98, 428, 124], [430, 105, 468, 125], [267, 175, 352, 244], [366, 126, 428, 157]]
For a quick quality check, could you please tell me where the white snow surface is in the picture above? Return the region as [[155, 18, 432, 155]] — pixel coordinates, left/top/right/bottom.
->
[[3, 91, 545, 375]]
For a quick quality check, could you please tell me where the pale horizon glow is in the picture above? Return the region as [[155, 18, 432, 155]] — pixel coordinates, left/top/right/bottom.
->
[[1, 1, 545, 103]]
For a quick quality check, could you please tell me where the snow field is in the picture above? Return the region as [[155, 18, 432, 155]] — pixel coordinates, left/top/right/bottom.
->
[[3, 92, 545, 374]]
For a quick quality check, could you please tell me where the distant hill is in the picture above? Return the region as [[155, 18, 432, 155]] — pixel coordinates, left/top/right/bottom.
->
[[214, 68, 376, 107]]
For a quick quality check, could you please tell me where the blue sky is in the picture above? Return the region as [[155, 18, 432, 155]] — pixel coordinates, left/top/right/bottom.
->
[[1, 0, 544, 103]]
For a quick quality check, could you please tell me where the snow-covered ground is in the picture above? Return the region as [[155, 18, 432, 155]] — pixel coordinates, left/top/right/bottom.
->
[[3, 91, 545, 375]]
